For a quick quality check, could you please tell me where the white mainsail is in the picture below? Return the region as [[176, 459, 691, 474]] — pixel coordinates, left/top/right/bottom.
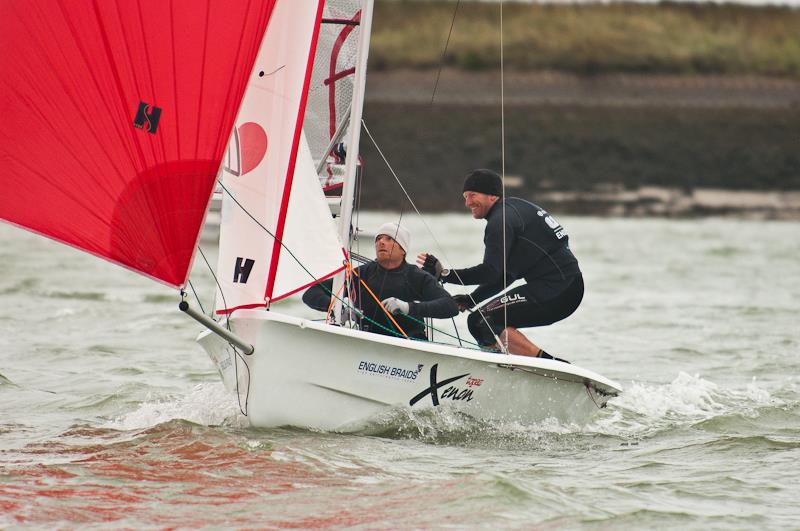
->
[[215, 0, 345, 314]]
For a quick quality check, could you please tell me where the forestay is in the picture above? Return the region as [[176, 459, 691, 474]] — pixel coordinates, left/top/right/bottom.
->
[[0, 0, 275, 288], [215, 0, 345, 314]]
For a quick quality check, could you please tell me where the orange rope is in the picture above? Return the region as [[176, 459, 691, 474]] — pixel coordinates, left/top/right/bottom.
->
[[325, 276, 346, 323], [350, 265, 408, 338]]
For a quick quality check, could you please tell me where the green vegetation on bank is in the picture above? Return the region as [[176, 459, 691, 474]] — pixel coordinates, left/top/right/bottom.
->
[[370, 1, 800, 78]]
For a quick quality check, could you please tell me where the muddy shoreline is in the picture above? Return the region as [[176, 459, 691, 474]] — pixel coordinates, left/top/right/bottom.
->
[[358, 71, 800, 219]]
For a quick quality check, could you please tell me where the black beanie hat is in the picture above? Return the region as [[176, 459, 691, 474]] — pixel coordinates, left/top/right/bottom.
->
[[462, 169, 502, 196]]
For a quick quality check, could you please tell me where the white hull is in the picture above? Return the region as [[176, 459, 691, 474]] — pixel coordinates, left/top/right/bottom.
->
[[199, 310, 622, 432]]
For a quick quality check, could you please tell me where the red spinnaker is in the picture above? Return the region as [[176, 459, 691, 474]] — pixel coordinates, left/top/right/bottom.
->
[[0, 0, 276, 287]]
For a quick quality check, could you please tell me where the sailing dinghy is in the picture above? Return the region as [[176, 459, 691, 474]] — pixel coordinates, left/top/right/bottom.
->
[[1, 0, 621, 432]]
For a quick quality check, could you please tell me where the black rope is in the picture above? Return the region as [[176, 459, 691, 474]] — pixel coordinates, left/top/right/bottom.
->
[[187, 279, 206, 315], [451, 316, 463, 347], [232, 344, 251, 416], [196, 244, 230, 326]]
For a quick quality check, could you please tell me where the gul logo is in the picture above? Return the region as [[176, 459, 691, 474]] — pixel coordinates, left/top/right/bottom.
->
[[500, 293, 525, 305], [538, 209, 567, 239], [486, 293, 527, 312], [133, 101, 162, 134], [409, 364, 475, 407], [358, 361, 422, 381]]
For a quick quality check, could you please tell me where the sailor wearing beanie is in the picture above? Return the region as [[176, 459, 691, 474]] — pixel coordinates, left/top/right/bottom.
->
[[418, 169, 583, 361], [302, 222, 458, 339]]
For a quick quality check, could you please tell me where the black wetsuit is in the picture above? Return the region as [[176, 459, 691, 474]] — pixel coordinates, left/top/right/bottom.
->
[[303, 260, 459, 339], [442, 198, 583, 346]]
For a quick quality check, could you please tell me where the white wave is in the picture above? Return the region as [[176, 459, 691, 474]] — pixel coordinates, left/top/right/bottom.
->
[[106, 382, 247, 431], [589, 371, 782, 437]]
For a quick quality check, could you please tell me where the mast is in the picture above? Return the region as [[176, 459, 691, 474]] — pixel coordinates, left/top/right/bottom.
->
[[331, 0, 375, 323]]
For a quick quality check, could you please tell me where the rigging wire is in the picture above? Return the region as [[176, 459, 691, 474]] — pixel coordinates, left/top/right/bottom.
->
[[213, 181, 473, 346], [187, 279, 206, 315], [231, 342, 251, 416], [355, 152, 404, 320], [196, 243, 230, 324], [196, 244, 251, 415], [428, 0, 469, 348], [193, 244, 251, 415], [430, 0, 462, 105], [500, 0, 508, 351], [361, 120, 505, 349]]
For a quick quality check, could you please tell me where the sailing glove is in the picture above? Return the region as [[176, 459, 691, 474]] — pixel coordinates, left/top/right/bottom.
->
[[419, 253, 445, 280], [452, 294, 473, 312], [382, 297, 409, 315]]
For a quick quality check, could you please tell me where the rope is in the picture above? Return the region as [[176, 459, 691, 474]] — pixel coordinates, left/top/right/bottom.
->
[[350, 264, 409, 338], [196, 244, 229, 324], [204, 165, 481, 348], [325, 271, 348, 323], [187, 279, 205, 315]]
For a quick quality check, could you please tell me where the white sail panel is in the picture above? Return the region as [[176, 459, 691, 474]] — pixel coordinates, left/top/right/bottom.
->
[[215, 0, 326, 314], [270, 133, 345, 302]]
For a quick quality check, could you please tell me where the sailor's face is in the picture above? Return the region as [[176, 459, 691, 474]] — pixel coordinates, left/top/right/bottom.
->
[[375, 234, 404, 263], [463, 191, 498, 219]]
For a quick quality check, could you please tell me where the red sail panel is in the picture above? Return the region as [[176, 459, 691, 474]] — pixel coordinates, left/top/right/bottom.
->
[[0, 0, 276, 287]]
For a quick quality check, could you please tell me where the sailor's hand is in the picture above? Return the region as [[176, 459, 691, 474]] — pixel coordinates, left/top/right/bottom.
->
[[452, 294, 473, 312], [381, 297, 409, 315], [417, 253, 444, 280]]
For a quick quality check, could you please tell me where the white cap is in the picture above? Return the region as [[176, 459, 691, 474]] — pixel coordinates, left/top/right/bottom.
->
[[375, 222, 410, 254]]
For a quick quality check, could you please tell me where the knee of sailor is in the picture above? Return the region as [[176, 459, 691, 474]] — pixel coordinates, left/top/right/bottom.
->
[[467, 312, 499, 346], [467, 311, 483, 331], [468, 311, 496, 335]]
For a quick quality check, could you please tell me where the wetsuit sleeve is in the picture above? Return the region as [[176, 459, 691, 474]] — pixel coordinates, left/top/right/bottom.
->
[[301, 278, 334, 312], [407, 269, 459, 318], [444, 209, 513, 287]]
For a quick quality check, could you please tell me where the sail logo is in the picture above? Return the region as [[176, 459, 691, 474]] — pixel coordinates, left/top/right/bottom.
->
[[133, 101, 162, 134], [223, 122, 268, 176], [409, 364, 474, 407], [233, 257, 255, 283]]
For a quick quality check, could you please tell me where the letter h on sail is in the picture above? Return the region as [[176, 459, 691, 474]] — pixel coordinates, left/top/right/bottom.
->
[[133, 101, 162, 134], [233, 257, 255, 284]]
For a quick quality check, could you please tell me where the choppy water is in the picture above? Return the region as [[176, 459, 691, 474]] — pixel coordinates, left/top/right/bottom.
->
[[1, 213, 798, 529]]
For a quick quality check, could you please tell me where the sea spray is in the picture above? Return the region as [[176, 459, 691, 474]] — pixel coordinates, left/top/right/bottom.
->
[[106, 382, 247, 431], [588, 372, 781, 439]]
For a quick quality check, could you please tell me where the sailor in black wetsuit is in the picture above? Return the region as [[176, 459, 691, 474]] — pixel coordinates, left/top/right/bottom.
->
[[418, 169, 582, 359], [303, 222, 459, 340]]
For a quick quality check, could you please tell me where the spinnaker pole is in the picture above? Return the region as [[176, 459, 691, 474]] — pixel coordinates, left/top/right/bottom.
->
[[179, 301, 254, 355]]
